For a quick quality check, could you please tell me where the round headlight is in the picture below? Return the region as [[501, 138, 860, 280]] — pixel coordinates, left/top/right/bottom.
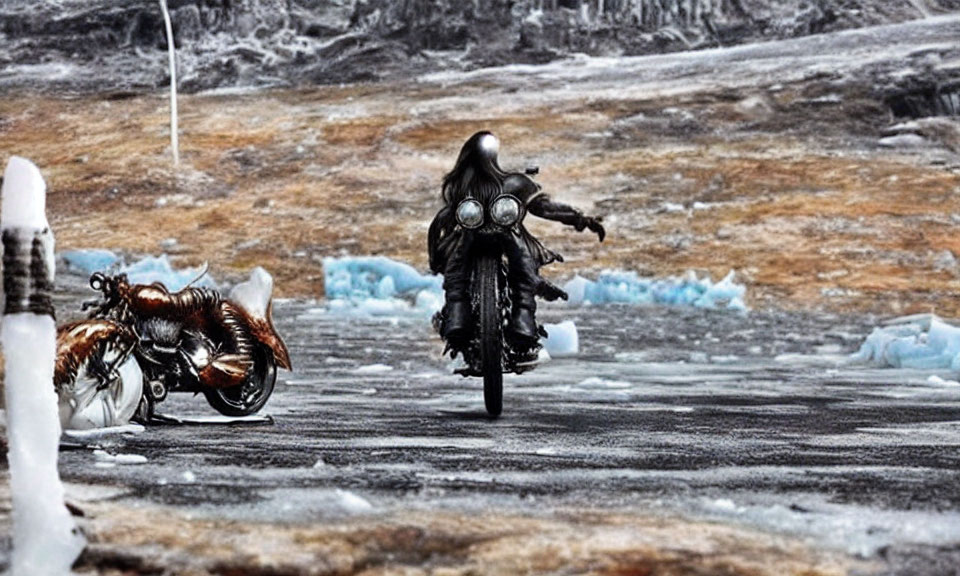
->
[[490, 195, 522, 227], [456, 198, 484, 229]]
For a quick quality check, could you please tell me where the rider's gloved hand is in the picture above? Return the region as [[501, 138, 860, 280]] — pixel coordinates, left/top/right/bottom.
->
[[576, 216, 605, 242]]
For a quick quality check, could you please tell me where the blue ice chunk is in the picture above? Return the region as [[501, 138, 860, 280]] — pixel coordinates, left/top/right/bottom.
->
[[323, 256, 443, 316], [854, 314, 960, 369], [693, 271, 748, 310], [323, 256, 441, 300], [321, 256, 748, 315], [61, 249, 120, 275], [120, 255, 216, 291], [563, 269, 747, 310], [60, 250, 215, 291]]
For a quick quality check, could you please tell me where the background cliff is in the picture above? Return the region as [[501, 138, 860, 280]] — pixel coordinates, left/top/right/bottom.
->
[[2, 0, 959, 92]]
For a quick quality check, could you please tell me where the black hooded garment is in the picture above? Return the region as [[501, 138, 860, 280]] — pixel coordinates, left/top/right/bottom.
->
[[428, 172, 590, 276]]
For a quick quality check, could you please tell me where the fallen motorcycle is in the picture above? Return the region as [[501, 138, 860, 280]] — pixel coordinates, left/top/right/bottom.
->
[[55, 267, 291, 428]]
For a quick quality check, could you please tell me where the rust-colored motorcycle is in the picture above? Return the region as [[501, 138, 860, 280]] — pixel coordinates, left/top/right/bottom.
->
[[55, 268, 290, 427]]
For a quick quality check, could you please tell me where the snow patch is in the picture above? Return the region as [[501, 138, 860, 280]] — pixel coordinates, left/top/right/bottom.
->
[[577, 377, 632, 389], [331, 489, 374, 513], [927, 375, 960, 387], [879, 133, 928, 148], [93, 450, 148, 465], [698, 492, 960, 558], [354, 364, 394, 374]]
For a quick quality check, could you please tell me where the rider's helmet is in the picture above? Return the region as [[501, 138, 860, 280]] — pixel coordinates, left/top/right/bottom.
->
[[443, 131, 507, 209], [446, 132, 527, 230]]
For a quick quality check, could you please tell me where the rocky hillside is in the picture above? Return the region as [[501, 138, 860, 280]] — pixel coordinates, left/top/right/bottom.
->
[[1, 0, 959, 92]]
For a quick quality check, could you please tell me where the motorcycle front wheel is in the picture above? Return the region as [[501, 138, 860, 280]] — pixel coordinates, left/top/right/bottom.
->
[[203, 348, 277, 417], [477, 252, 503, 418]]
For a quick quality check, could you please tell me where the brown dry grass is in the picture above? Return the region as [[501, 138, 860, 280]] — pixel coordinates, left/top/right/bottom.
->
[[1, 81, 958, 314]]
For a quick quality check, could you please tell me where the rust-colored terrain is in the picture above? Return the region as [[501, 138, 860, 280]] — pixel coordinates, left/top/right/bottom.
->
[[4, 36, 960, 315], [70, 498, 860, 576]]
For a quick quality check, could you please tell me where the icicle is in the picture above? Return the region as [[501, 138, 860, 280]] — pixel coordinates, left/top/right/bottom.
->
[[2, 156, 85, 574]]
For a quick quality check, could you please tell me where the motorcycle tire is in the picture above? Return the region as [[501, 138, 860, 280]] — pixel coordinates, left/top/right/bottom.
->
[[203, 348, 277, 417], [478, 253, 503, 418]]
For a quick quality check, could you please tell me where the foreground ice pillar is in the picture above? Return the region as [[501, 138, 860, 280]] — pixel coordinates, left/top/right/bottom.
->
[[2, 157, 85, 574]]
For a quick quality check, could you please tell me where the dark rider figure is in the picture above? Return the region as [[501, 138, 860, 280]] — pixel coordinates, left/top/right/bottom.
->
[[428, 131, 605, 352]]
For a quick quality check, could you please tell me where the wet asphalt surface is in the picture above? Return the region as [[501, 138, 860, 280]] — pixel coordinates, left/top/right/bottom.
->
[[55, 299, 960, 574]]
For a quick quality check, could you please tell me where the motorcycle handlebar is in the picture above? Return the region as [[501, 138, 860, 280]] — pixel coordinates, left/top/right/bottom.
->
[[86, 272, 128, 318]]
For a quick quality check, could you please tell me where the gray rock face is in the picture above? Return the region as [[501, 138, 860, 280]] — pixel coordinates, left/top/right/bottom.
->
[[1, 0, 959, 92]]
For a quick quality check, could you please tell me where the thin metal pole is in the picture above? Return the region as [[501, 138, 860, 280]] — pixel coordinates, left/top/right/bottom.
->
[[159, 0, 179, 167]]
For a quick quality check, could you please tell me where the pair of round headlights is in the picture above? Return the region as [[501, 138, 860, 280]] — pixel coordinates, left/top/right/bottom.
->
[[456, 195, 523, 229]]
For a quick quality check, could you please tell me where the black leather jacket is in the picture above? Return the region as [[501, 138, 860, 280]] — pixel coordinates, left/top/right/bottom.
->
[[428, 172, 591, 274]]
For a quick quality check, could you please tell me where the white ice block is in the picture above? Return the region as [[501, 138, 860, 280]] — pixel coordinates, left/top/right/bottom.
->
[[2, 156, 84, 575], [4, 316, 86, 574], [230, 266, 274, 320], [2, 156, 49, 230]]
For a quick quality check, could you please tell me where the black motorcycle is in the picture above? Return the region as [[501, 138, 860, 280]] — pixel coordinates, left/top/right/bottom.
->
[[430, 132, 605, 417], [435, 185, 551, 417]]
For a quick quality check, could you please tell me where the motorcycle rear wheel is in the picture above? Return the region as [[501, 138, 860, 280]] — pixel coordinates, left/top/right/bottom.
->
[[478, 253, 503, 418], [204, 348, 277, 417]]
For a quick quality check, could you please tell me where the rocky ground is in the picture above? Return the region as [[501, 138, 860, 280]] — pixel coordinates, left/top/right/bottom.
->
[[3, 0, 959, 91]]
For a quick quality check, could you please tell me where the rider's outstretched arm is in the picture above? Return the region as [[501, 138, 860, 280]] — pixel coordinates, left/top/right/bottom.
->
[[527, 195, 605, 242]]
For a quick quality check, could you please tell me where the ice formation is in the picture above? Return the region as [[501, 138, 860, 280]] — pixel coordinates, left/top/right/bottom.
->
[[61, 249, 216, 290], [323, 256, 443, 315], [93, 450, 148, 465], [354, 364, 394, 374], [542, 321, 579, 357], [2, 157, 86, 574], [853, 314, 960, 369], [563, 269, 747, 310], [2, 157, 49, 229], [322, 256, 748, 314], [61, 248, 118, 273], [229, 266, 273, 320]]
